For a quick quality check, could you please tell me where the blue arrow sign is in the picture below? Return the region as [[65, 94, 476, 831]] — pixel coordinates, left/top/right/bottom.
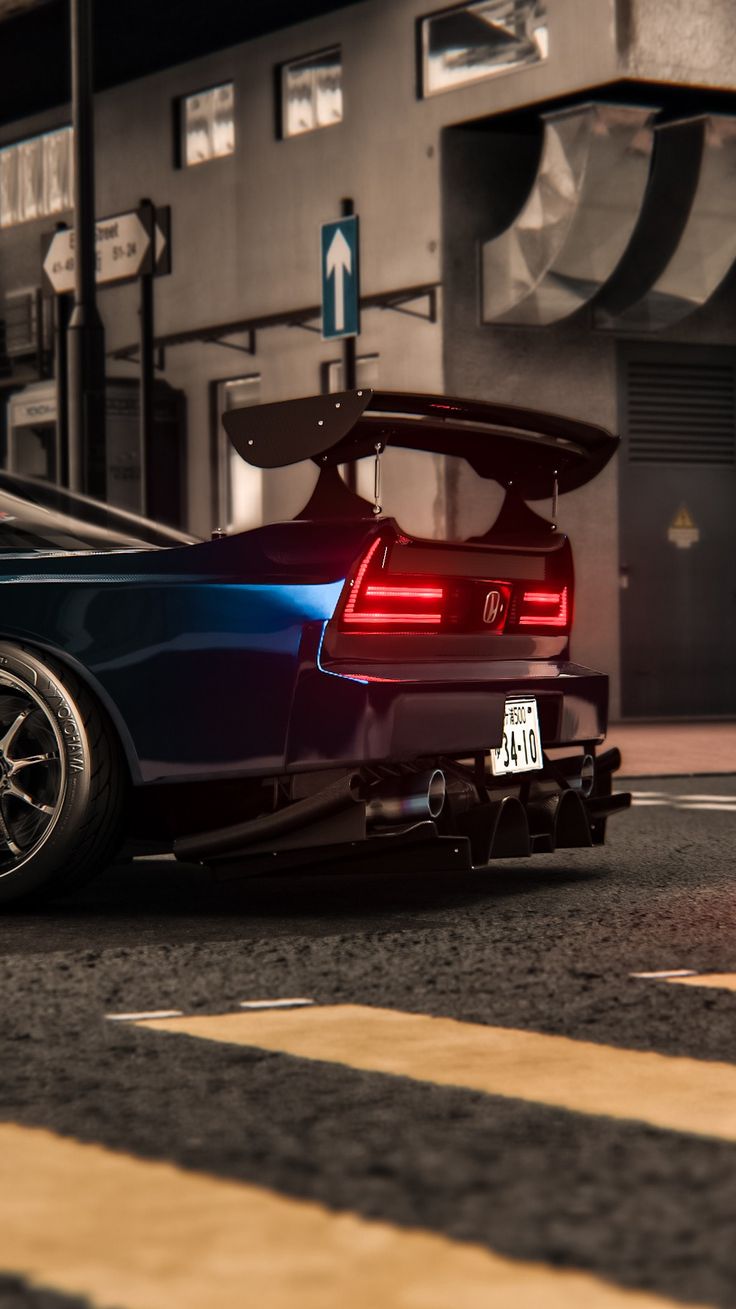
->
[[321, 215, 360, 341]]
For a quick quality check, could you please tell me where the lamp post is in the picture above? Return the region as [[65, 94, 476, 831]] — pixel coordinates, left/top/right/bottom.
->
[[66, 0, 106, 496]]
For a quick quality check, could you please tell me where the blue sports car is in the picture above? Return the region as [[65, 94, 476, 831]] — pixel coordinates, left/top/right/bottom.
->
[[0, 390, 629, 904]]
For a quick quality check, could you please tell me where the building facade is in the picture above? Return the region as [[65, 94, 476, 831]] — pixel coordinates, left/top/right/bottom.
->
[[1, 0, 735, 718]]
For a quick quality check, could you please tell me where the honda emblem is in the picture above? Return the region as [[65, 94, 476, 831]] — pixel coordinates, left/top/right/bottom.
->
[[483, 590, 502, 624]]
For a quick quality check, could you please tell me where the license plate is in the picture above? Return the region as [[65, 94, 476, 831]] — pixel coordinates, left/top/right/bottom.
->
[[490, 697, 543, 776]]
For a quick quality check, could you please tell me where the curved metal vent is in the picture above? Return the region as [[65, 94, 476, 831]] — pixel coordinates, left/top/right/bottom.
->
[[626, 358, 735, 465], [480, 102, 657, 326], [596, 115, 736, 332]]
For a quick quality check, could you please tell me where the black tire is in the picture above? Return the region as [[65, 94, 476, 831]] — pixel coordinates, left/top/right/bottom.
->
[[0, 643, 127, 906]]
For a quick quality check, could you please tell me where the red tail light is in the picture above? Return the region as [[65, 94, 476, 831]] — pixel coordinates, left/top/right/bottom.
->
[[341, 537, 445, 631], [338, 537, 571, 637], [516, 586, 570, 629]]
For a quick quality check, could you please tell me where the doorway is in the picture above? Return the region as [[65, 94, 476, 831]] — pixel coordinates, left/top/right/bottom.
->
[[618, 341, 736, 717]]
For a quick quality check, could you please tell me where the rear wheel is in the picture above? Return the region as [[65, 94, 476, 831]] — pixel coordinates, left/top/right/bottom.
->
[[0, 644, 127, 905]]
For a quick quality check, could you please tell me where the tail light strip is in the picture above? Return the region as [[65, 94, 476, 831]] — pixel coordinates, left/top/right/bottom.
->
[[339, 537, 570, 634], [341, 537, 383, 624], [518, 587, 569, 628]]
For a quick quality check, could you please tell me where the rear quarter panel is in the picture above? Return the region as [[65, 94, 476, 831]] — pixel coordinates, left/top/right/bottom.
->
[[0, 541, 344, 783]]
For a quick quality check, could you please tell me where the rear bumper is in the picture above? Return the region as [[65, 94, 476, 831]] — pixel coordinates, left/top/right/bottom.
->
[[285, 642, 608, 770], [175, 757, 630, 871]]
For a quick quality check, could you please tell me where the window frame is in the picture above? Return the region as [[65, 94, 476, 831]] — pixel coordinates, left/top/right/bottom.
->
[[277, 45, 344, 140], [417, 0, 548, 99], [210, 371, 262, 531], [178, 80, 236, 170], [0, 125, 73, 230], [320, 353, 379, 396]]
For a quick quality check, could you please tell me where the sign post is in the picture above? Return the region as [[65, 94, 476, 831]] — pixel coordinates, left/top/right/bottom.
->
[[44, 204, 171, 514], [321, 201, 360, 488]]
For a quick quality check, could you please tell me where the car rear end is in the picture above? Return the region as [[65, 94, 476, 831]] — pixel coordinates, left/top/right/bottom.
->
[[174, 387, 629, 874], [176, 518, 628, 874]]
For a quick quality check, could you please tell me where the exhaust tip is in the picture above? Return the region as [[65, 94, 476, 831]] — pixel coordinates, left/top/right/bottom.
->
[[427, 769, 446, 819], [580, 754, 595, 798], [366, 768, 446, 826]]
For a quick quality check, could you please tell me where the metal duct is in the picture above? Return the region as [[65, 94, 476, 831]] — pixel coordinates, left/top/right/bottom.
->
[[594, 115, 736, 331], [481, 102, 657, 326]]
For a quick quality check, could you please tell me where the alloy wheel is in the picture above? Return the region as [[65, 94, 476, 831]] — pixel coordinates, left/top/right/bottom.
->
[[0, 672, 65, 873]]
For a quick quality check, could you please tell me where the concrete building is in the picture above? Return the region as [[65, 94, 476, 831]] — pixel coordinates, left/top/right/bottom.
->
[[1, 0, 735, 720]]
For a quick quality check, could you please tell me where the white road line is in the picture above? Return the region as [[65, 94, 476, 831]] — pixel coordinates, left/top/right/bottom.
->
[[631, 799, 671, 806], [239, 998, 315, 1011], [107, 1010, 184, 1022], [675, 795, 733, 806], [630, 970, 699, 980], [631, 793, 736, 811], [678, 794, 736, 802]]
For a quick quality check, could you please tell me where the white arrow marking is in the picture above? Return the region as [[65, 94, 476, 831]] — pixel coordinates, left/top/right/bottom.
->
[[326, 227, 352, 333]]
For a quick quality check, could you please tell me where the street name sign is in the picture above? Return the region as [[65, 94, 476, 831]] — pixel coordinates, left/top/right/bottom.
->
[[321, 214, 360, 340], [43, 207, 171, 295]]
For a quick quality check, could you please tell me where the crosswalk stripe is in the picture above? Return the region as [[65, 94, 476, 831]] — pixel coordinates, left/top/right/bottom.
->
[[630, 792, 736, 812], [0, 1123, 692, 1309], [135, 1004, 736, 1144], [663, 973, 736, 993]]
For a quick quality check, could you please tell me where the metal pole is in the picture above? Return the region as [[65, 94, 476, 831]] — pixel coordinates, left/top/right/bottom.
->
[[53, 286, 71, 487], [341, 196, 357, 492], [138, 197, 155, 517], [66, 0, 106, 497]]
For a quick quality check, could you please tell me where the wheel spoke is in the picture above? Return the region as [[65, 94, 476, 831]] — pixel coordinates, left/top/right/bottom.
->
[[0, 678, 68, 870], [4, 781, 55, 816], [0, 803, 22, 856], [8, 752, 57, 775], [0, 709, 31, 756]]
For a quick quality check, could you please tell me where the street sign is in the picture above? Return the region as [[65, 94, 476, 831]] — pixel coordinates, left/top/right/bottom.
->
[[321, 214, 360, 340], [43, 207, 171, 295]]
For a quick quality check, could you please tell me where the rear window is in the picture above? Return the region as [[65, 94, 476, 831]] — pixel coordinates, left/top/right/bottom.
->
[[0, 499, 154, 553]]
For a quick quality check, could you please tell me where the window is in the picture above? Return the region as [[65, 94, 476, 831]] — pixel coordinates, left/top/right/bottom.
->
[[0, 127, 73, 228], [213, 373, 262, 531], [281, 47, 343, 138], [322, 353, 379, 394], [182, 83, 235, 167], [420, 0, 548, 97]]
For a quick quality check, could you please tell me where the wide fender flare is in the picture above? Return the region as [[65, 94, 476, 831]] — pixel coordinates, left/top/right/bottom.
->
[[0, 637, 143, 785]]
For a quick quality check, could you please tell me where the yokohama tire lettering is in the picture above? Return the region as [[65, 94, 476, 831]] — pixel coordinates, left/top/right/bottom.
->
[[50, 692, 85, 772]]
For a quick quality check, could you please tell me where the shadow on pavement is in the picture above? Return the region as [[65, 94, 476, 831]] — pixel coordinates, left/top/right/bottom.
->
[[0, 852, 602, 953]]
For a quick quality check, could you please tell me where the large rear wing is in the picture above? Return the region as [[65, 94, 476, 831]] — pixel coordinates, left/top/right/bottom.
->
[[223, 390, 618, 498]]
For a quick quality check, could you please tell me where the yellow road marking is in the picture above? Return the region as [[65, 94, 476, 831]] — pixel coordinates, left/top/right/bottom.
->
[[665, 973, 736, 992], [137, 1004, 736, 1143], [0, 1123, 699, 1309]]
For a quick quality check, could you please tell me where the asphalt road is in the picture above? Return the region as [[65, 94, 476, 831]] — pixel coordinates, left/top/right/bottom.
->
[[1, 774, 736, 1308]]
